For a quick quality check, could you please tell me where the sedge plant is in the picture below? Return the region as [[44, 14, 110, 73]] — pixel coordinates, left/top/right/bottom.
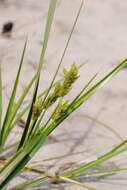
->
[[0, 1, 127, 190]]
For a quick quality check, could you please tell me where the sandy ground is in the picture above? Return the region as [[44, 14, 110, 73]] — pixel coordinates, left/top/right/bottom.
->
[[1, 0, 127, 189]]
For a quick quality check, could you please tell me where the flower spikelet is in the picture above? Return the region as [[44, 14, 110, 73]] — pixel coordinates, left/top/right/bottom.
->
[[32, 98, 43, 120], [60, 64, 79, 96], [52, 101, 68, 121], [43, 83, 62, 109], [42, 64, 78, 110]]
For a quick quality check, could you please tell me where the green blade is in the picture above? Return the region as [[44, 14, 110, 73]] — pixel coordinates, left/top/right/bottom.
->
[[68, 73, 98, 110], [0, 74, 37, 146], [41, 0, 84, 107], [15, 177, 48, 190], [73, 168, 127, 178], [8, 74, 37, 131], [68, 59, 127, 113], [0, 39, 27, 148], [38, 0, 57, 72], [64, 144, 127, 178], [17, 78, 39, 149], [17, 0, 58, 150]]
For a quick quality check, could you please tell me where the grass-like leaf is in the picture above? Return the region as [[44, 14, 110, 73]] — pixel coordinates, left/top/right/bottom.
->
[[15, 177, 48, 190], [17, 78, 39, 149], [17, 0, 57, 150], [64, 143, 127, 178], [1, 74, 37, 147], [0, 39, 27, 149], [15, 171, 97, 190]]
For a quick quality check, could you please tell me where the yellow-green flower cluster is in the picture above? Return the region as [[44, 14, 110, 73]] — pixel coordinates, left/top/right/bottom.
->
[[32, 64, 78, 120], [52, 101, 68, 121], [43, 83, 61, 109], [43, 64, 79, 109], [60, 63, 79, 96], [32, 98, 43, 120]]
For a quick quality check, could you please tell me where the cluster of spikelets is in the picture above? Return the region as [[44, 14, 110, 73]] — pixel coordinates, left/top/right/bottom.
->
[[32, 64, 79, 120]]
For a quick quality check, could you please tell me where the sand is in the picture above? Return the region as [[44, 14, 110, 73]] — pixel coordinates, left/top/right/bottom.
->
[[0, 0, 127, 189]]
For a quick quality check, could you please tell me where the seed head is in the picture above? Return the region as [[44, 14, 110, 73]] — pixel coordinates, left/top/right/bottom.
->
[[32, 98, 43, 120], [59, 64, 79, 96], [43, 64, 78, 109], [43, 83, 61, 109], [52, 101, 68, 121]]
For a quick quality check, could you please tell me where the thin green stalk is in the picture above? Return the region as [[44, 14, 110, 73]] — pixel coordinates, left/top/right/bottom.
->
[[42, 98, 63, 131], [15, 171, 97, 190], [14, 167, 127, 190], [15, 177, 48, 190], [30, 109, 47, 137], [64, 146, 127, 178], [67, 73, 97, 111], [24, 167, 127, 179], [75, 168, 127, 178], [0, 160, 125, 178]]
